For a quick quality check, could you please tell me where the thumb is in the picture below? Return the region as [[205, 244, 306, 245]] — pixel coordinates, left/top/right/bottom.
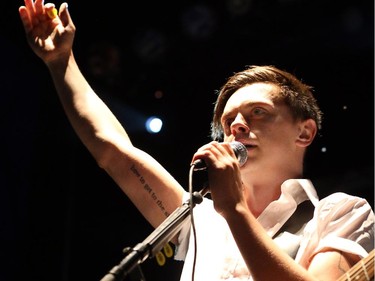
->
[[59, 3, 75, 29]]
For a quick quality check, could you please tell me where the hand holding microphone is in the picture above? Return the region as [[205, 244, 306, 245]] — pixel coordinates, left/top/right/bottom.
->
[[192, 141, 248, 171], [189, 141, 247, 196]]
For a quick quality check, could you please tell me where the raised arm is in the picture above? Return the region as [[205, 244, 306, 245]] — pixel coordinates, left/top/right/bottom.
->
[[19, 0, 185, 229]]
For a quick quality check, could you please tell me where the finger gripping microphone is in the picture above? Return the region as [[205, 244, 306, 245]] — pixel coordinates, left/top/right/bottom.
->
[[193, 141, 248, 171]]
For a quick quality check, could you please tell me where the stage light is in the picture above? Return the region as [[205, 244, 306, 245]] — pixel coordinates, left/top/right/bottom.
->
[[146, 116, 163, 133]]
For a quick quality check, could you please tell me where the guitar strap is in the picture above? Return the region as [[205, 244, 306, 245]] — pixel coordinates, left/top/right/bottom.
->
[[272, 200, 315, 259]]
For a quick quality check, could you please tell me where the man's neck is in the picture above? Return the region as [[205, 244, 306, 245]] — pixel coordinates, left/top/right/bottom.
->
[[243, 173, 303, 217]]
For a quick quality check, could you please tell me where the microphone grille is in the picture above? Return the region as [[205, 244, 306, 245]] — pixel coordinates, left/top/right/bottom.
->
[[230, 141, 248, 167]]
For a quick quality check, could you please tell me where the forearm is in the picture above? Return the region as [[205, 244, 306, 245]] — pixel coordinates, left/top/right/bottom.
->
[[225, 205, 316, 281], [45, 52, 185, 228], [46, 52, 130, 164]]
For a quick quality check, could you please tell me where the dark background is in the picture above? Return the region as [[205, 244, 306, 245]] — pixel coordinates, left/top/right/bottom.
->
[[1, 0, 373, 281]]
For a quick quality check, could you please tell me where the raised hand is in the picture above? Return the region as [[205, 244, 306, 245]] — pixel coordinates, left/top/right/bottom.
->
[[19, 0, 75, 63]]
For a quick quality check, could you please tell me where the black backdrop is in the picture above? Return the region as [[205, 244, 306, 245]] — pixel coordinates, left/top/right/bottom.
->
[[1, 1, 373, 281]]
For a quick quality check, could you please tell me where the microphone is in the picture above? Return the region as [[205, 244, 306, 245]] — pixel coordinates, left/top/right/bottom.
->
[[192, 141, 248, 171]]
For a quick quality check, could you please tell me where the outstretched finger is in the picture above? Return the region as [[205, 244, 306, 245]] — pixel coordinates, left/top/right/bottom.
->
[[34, 0, 44, 14], [24, 0, 36, 19], [18, 6, 32, 33]]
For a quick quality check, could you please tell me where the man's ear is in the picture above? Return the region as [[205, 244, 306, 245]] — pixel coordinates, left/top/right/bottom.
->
[[296, 119, 317, 147]]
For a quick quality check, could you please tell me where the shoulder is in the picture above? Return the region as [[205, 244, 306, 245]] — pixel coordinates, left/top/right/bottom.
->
[[313, 192, 374, 246], [298, 192, 374, 259], [316, 192, 373, 218]]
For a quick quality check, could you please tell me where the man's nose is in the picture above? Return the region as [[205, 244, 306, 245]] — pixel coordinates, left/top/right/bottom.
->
[[231, 114, 250, 135]]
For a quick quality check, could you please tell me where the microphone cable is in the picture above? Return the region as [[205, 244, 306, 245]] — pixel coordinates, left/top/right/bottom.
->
[[188, 163, 200, 281], [186, 141, 247, 281]]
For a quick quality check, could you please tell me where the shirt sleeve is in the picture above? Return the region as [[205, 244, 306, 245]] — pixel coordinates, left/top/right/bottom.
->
[[296, 192, 375, 267]]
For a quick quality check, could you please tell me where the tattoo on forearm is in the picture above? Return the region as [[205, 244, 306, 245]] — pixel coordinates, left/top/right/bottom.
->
[[130, 164, 170, 217]]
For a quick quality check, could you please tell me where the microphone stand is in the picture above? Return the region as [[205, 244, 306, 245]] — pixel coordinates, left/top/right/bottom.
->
[[100, 188, 208, 281]]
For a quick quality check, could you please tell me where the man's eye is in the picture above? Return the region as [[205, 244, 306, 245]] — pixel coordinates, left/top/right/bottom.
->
[[224, 119, 232, 128], [222, 118, 232, 130], [253, 108, 266, 115]]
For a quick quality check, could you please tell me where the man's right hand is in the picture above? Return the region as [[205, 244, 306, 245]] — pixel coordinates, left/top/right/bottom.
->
[[19, 0, 75, 64]]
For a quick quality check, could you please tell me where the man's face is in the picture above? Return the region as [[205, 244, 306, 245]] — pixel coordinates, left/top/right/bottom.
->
[[221, 82, 304, 175]]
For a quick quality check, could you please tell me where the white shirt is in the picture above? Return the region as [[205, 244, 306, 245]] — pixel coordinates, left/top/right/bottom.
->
[[174, 179, 375, 281]]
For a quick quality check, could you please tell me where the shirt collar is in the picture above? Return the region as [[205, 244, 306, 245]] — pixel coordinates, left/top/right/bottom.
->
[[257, 179, 319, 236]]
